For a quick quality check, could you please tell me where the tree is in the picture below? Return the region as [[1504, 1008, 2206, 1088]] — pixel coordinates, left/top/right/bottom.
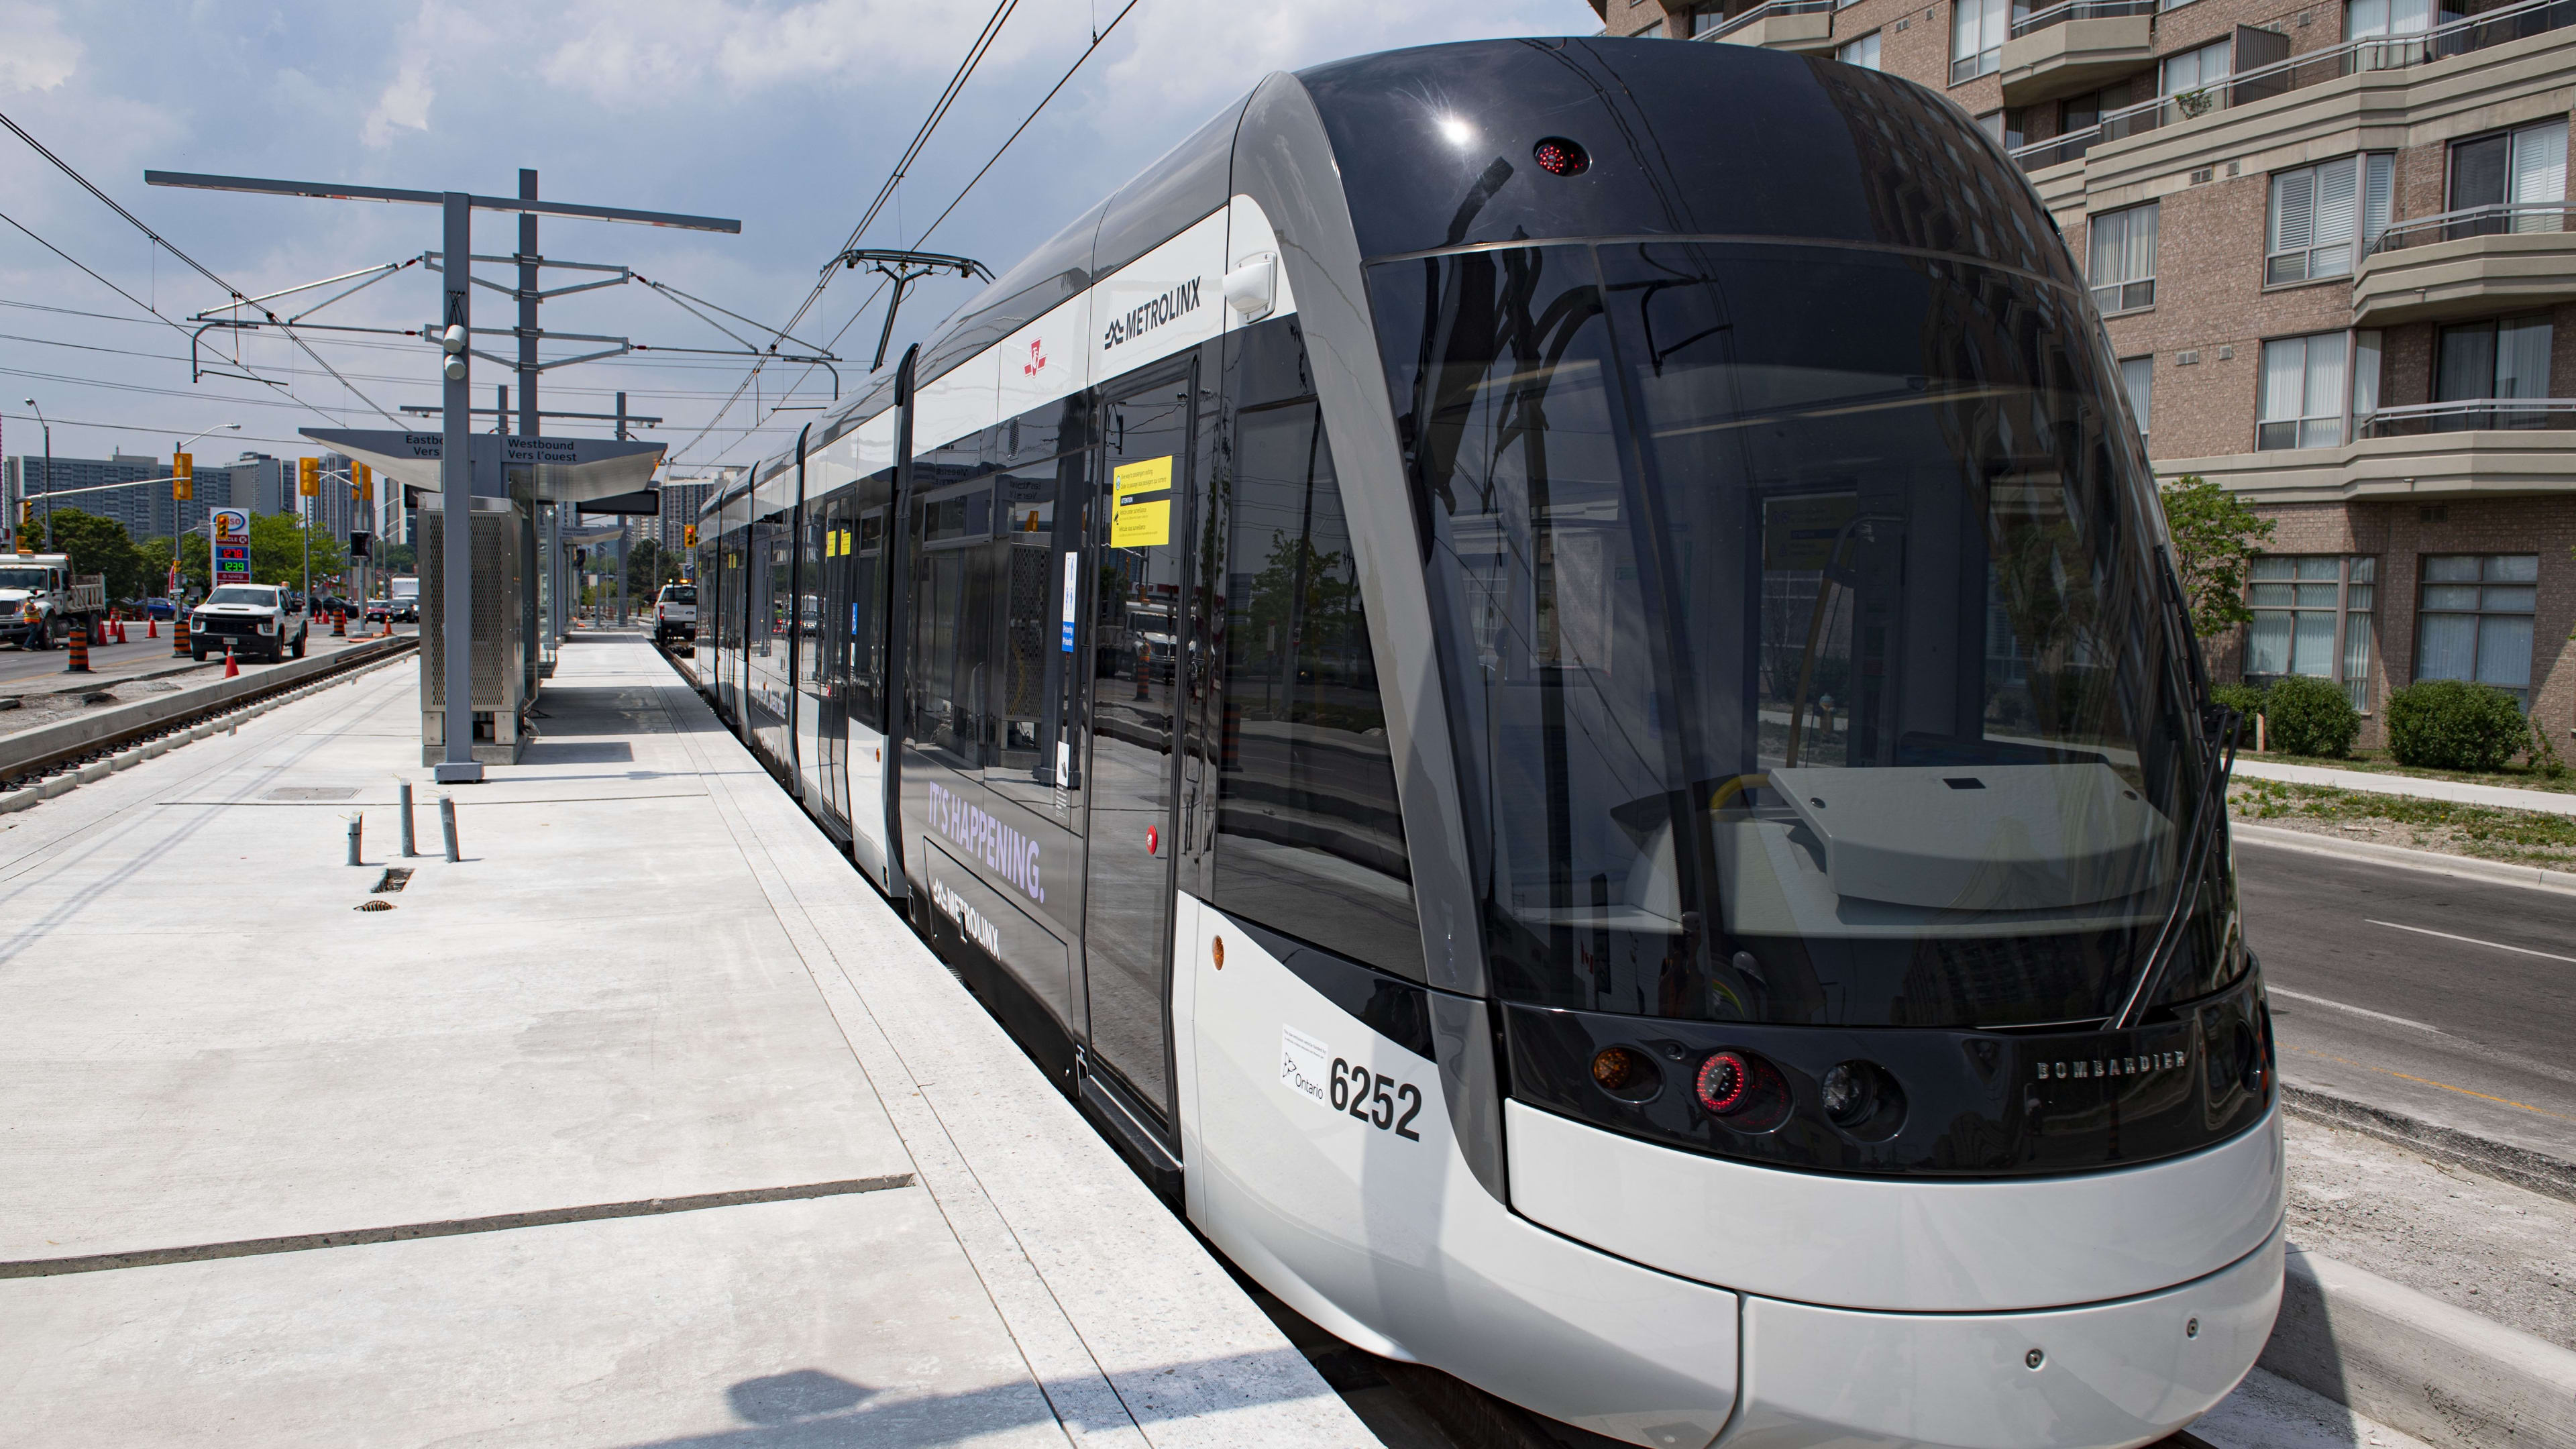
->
[[375, 541, 416, 573], [247, 511, 347, 588], [2159, 474, 2275, 638], [45, 508, 157, 601]]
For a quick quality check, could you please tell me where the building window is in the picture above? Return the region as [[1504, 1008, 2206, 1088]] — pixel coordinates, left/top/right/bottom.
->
[[2434, 315, 2554, 429], [1839, 30, 1882, 66], [1694, 3, 1727, 32], [1635, 17, 1667, 37], [2267, 154, 2393, 284], [2416, 554, 2538, 705], [2088, 202, 2159, 313], [2161, 37, 2231, 99], [2449, 121, 2568, 234], [2346, 0, 2434, 38], [2258, 332, 2350, 449], [2247, 555, 2377, 708], [2121, 356, 2154, 451], [1952, 0, 2008, 83]]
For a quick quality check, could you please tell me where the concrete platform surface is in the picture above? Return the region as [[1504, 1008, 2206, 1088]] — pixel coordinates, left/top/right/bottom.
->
[[0, 634, 1374, 1448]]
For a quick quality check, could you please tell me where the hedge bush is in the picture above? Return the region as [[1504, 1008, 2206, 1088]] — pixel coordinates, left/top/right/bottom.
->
[[2262, 676, 2361, 759], [2212, 681, 2267, 722], [2386, 680, 2528, 771]]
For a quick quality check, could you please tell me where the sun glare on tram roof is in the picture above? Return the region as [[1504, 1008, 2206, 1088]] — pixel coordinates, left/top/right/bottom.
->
[[1436, 115, 1477, 148]]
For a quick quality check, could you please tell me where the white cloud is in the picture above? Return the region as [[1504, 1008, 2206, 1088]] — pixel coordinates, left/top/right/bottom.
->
[[0, 2, 82, 93], [537, 0, 1016, 105], [362, 69, 435, 147]]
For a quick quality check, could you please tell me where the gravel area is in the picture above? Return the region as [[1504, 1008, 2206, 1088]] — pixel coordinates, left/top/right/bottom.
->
[[2284, 1112, 2576, 1352], [2231, 780, 2576, 868]]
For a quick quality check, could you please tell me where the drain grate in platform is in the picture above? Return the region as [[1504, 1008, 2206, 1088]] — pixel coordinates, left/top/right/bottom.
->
[[266, 787, 357, 802], [372, 868, 413, 894]]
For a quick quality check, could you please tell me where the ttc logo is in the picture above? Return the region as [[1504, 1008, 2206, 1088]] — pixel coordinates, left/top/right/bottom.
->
[[1023, 338, 1047, 376]]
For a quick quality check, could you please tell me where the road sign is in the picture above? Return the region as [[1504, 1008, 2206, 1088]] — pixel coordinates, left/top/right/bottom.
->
[[212, 507, 251, 584]]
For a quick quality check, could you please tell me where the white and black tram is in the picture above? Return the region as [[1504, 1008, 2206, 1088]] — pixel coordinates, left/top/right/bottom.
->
[[691, 36, 2284, 1448]]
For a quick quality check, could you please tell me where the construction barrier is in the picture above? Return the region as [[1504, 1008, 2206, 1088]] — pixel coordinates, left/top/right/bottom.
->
[[172, 614, 191, 658], [63, 623, 91, 674]]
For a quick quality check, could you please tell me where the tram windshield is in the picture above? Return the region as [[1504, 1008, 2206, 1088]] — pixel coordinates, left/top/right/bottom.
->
[[1372, 241, 2236, 1028]]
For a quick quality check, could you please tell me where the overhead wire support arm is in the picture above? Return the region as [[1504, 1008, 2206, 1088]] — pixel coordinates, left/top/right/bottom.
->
[[831, 248, 991, 372]]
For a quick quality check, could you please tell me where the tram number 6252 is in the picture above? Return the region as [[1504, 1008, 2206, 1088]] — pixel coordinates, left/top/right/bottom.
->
[[1329, 1057, 1424, 1140]]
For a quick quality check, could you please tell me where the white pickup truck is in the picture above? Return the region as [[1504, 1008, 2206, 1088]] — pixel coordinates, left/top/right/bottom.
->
[[0, 553, 107, 651], [190, 582, 309, 663], [654, 582, 698, 646]]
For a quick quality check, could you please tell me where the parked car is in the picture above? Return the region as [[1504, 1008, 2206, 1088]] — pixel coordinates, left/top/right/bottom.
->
[[144, 597, 178, 619], [191, 584, 309, 663]]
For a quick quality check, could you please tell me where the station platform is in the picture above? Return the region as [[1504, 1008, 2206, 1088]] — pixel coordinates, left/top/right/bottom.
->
[[0, 632, 1375, 1448]]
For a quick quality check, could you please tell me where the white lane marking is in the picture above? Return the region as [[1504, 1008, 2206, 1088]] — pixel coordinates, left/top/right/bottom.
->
[[2266, 986, 2441, 1033], [2367, 918, 2576, 967]]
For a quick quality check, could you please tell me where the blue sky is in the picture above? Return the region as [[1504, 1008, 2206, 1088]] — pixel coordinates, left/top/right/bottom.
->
[[0, 0, 1589, 482]]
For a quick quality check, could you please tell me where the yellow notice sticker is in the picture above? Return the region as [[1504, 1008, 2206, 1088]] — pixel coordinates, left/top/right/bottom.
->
[[1111, 455, 1175, 548]]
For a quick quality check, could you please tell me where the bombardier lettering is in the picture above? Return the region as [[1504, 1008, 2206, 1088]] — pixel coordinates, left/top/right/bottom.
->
[[2036, 1049, 2186, 1082], [1101, 277, 1203, 351], [926, 780, 1044, 904]]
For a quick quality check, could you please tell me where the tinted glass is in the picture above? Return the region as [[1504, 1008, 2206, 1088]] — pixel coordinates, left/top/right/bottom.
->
[[1299, 40, 2069, 282], [1212, 398, 1421, 975], [666, 586, 697, 605], [1372, 241, 2227, 1028]]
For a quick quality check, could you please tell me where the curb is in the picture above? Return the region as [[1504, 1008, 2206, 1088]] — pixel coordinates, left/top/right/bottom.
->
[[2231, 821, 2576, 896], [2282, 1083, 2576, 1206], [2262, 1245, 2576, 1449]]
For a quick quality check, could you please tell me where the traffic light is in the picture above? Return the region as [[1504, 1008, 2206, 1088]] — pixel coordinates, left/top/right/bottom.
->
[[174, 451, 194, 502], [684, 524, 698, 547], [353, 460, 370, 502], [350, 531, 372, 559], [298, 456, 319, 497]]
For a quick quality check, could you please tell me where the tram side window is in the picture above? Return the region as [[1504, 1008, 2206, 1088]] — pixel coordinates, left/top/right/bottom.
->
[[847, 504, 888, 728], [1212, 399, 1423, 977]]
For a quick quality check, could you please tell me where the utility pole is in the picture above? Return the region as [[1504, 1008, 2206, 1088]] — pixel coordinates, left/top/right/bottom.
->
[[615, 390, 629, 628], [146, 169, 737, 784], [22, 399, 52, 551]]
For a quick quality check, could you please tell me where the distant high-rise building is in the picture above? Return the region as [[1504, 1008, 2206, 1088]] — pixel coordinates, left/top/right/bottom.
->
[[5, 451, 178, 542], [657, 480, 712, 553]]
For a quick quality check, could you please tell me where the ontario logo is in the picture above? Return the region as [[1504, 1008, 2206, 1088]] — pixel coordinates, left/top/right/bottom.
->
[[1023, 338, 1046, 376], [2038, 1047, 2187, 1081]]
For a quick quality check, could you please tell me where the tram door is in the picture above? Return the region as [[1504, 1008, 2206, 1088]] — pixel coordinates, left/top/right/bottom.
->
[[1081, 370, 1194, 1125], [803, 496, 850, 830]]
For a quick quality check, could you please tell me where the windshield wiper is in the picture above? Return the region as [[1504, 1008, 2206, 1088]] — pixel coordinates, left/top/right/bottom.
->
[[2105, 556, 2242, 1031]]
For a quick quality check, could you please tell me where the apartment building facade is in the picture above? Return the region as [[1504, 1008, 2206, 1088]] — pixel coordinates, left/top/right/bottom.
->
[[1592, 0, 2576, 741]]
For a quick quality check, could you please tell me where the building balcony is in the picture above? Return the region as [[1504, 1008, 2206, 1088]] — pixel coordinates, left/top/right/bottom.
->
[[1699, 0, 1835, 53], [2008, 0, 2576, 177], [2352, 205, 2576, 325], [1998, 0, 2157, 107], [2161, 405, 2576, 504]]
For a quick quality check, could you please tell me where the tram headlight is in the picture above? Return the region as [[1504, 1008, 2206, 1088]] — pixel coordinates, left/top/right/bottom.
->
[[1821, 1059, 1907, 1140]]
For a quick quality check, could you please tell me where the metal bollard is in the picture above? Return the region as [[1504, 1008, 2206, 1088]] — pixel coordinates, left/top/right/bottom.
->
[[398, 780, 417, 857], [439, 794, 460, 862], [346, 812, 363, 867]]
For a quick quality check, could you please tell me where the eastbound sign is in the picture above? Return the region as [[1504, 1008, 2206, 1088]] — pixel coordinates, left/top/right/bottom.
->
[[211, 508, 250, 584]]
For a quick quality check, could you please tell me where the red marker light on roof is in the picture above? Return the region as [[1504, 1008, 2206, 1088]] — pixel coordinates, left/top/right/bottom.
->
[[1146, 824, 1159, 855], [1696, 1051, 1750, 1114], [1533, 137, 1590, 177]]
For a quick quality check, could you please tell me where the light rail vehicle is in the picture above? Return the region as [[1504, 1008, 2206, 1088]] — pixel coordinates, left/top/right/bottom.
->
[[688, 36, 2284, 1448]]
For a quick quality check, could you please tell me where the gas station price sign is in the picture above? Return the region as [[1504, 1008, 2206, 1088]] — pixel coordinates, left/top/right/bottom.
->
[[212, 508, 251, 584]]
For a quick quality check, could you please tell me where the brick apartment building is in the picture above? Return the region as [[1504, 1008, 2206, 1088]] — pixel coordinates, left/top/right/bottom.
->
[[1592, 0, 2576, 742]]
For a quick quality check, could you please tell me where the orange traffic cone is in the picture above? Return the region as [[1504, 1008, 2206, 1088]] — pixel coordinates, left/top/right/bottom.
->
[[223, 641, 239, 678], [113, 616, 128, 645], [146, 614, 158, 639]]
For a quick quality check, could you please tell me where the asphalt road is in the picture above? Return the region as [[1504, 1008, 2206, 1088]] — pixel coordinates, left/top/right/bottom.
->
[[0, 619, 413, 698], [2238, 833, 2576, 1164]]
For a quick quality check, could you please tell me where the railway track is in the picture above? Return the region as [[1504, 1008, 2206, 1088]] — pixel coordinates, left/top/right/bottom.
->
[[0, 635, 418, 802]]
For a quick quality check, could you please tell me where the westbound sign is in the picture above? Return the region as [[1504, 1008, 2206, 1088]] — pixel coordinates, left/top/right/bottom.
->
[[297, 429, 666, 508]]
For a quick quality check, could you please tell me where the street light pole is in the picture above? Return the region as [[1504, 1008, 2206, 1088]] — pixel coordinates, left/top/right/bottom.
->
[[172, 422, 240, 602], [21, 398, 52, 551]]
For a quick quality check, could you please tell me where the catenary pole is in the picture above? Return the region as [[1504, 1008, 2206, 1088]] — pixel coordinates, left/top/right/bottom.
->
[[440, 191, 476, 782]]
